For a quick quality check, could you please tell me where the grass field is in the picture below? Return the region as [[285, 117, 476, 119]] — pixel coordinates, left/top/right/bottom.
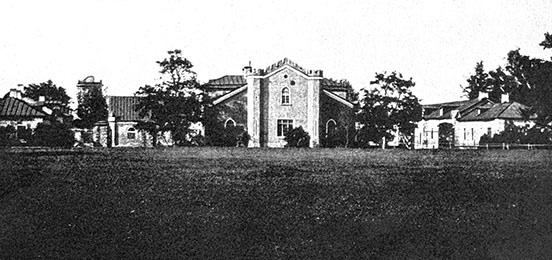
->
[[1, 147, 551, 259]]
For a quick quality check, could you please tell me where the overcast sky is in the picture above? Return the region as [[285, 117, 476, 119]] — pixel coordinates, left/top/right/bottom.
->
[[1, 0, 551, 106]]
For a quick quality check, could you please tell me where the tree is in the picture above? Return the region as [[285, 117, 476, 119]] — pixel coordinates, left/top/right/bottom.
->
[[540, 32, 552, 51], [23, 80, 71, 104], [76, 85, 108, 128], [505, 33, 552, 128], [463, 61, 490, 100], [135, 50, 204, 146], [356, 72, 422, 147]]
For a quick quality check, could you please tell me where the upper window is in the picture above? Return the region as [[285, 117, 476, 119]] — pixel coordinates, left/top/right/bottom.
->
[[127, 127, 136, 139], [224, 118, 236, 128], [282, 87, 290, 105], [277, 119, 293, 137]]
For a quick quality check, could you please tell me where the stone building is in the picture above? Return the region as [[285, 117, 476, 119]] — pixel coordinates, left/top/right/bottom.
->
[[81, 76, 198, 147], [205, 58, 355, 148], [414, 93, 535, 149]]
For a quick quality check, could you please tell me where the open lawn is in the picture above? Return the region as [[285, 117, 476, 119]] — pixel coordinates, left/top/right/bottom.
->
[[1, 147, 551, 259]]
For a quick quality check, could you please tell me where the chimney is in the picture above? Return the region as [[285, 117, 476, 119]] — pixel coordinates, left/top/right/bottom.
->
[[9, 88, 22, 99], [478, 91, 488, 100], [501, 93, 510, 103], [39, 96, 46, 102], [242, 61, 252, 75], [451, 109, 459, 119]]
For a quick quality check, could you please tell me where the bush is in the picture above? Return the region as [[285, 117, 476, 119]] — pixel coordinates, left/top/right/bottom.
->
[[32, 122, 75, 148], [284, 126, 310, 148], [205, 120, 250, 147], [479, 122, 552, 145], [321, 126, 347, 148], [0, 126, 17, 147]]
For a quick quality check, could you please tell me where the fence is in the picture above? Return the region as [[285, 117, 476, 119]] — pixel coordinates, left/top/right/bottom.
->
[[475, 143, 552, 150]]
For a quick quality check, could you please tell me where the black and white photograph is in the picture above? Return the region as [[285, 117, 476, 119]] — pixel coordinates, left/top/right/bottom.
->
[[1, 0, 552, 258]]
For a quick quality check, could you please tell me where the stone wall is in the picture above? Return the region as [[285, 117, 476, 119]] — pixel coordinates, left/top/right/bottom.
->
[[263, 68, 311, 147]]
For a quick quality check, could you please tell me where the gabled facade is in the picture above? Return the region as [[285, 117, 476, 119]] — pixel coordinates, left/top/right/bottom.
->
[[414, 93, 535, 149], [205, 58, 355, 148]]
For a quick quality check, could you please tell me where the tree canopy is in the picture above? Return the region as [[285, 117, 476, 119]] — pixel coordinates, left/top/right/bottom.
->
[[461, 33, 552, 127], [504, 33, 552, 127], [23, 80, 70, 104], [76, 84, 108, 129], [135, 50, 204, 146], [356, 72, 422, 147]]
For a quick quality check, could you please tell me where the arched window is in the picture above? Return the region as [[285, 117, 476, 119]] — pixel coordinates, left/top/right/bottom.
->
[[224, 118, 236, 128], [127, 127, 136, 139], [326, 119, 337, 134], [281, 87, 290, 105]]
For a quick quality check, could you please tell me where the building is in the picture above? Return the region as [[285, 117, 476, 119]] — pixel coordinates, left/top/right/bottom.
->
[[0, 87, 71, 144], [414, 93, 535, 149], [205, 58, 356, 148], [81, 76, 199, 147]]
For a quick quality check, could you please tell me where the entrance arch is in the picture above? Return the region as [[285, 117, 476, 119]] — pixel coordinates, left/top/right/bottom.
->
[[438, 123, 454, 149]]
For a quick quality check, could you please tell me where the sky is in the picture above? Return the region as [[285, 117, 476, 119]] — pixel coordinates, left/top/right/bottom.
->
[[1, 0, 551, 106]]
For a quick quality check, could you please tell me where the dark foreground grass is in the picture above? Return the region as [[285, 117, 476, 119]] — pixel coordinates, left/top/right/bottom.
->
[[0, 147, 551, 259]]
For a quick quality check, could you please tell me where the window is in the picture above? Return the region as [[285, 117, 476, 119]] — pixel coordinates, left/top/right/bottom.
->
[[281, 87, 290, 105], [224, 118, 236, 128], [277, 119, 293, 137], [430, 128, 433, 139], [487, 127, 492, 137], [326, 119, 337, 134], [127, 127, 136, 139], [471, 128, 474, 140], [464, 128, 466, 140]]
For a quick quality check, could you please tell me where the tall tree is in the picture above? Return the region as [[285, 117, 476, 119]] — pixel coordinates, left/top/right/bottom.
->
[[76, 85, 108, 128], [23, 80, 71, 104], [135, 50, 204, 146], [505, 36, 552, 127], [356, 72, 422, 147], [463, 61, 490, 100]]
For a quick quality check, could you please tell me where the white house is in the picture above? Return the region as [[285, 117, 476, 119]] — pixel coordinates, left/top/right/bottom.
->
[[414, 93, 535, 149]]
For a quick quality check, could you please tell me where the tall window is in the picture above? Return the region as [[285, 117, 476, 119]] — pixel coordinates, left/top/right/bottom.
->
[[487, 127, 492, 137], [127, 127, 136, 139], [281, 87, 290, 105], [277, 119, 293, 137], [326, 119, 337, 134]]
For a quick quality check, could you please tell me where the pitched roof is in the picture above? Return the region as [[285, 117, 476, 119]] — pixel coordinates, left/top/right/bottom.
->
[[458, 102, 535, 121], [321, 89, 355, 108], [0, 97, 47, 118], [107, 96, 147, 121], [212, 85, 248, 106], [31, 100, 71, 116], [205, 75, 246, 89], [423, 99, 482, 120]]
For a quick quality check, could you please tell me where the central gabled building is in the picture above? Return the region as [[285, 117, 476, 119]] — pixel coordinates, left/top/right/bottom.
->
[[205, 58, 355, 148]]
